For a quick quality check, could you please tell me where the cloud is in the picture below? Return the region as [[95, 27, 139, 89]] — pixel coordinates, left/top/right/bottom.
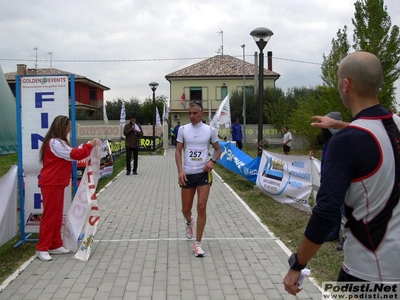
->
[[1, 0, 399, 104]]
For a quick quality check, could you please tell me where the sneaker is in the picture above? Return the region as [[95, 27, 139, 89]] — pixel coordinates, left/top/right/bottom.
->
[[185, 216, 194, 239], [133, 171, 138, 175], [193, 242, 205, 257], [36, 251, 52, 262], [48, 246, 70, 255]]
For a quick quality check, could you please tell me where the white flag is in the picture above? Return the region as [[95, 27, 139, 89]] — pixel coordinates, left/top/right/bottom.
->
[[103, 100, 108, 124], [208, 102, 212, 122], [119, 99, 126, 127], [163, 103, 170, 121], [156, 106, 162, 126], [211, 95, 231, 129]]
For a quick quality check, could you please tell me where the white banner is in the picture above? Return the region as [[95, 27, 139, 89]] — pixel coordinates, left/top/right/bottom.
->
[[156, 106, 161, 126], [20, 75, 70, 233], [256, 150, 313, 213], [119, 100, 126, 127], [63, 139, 102, 260], [0, 165, 18, 247]]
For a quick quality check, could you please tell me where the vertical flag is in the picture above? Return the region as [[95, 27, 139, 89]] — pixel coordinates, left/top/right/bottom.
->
[[208, 101, 212, 122], [156, 106, 162, 126], [119, 99, 126, 127], [211, 94, 231, 129], [162, 103, 170, 122], [103, 100, 108, 124]]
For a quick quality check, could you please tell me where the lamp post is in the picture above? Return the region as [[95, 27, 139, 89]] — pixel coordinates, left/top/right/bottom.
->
[[250, 27, 273, 157], [241, 44, 246, 145], [149, 82, 159, 153]]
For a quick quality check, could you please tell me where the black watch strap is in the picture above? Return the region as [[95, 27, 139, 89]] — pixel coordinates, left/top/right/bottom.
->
[[288, 253, 307, 271], [210, 158, 216, 163]]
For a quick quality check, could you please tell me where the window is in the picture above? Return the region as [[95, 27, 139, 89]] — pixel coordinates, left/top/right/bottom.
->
[[89, 88, 96, 100], [190, 87, 202, 100]]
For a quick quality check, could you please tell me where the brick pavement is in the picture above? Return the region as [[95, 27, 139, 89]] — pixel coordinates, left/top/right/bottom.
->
[[0, 147, 322, 300]]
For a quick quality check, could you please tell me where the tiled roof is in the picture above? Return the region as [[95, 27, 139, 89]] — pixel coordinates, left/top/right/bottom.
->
[[165, 54, 280, 78], [5, 68, 110, 90]]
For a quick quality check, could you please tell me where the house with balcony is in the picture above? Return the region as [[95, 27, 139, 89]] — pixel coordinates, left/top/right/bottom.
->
[[165, 52, 280, 125], [5, 64, 110, 117]]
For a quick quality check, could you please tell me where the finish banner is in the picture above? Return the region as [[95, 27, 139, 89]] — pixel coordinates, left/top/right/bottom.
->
[[64, 139, 102, 261], [256, 150, 313, 213], [19, 75, 70, 233]]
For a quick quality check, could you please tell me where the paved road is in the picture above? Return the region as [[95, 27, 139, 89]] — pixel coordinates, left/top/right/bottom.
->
[[0, 147, 322, 300]]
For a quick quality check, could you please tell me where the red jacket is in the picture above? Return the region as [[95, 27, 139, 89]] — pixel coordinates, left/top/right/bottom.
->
[[39, 139, 93, 187]]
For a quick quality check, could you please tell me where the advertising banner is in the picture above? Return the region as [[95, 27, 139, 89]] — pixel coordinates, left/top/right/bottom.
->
[[217, 141, 260, 183], [20, 75, 70, 233], [256, 150, 313, 213]]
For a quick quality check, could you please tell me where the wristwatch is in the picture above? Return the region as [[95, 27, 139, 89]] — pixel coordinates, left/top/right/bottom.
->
[[288, 253, 307, 271], [210, 158, 217, 163]]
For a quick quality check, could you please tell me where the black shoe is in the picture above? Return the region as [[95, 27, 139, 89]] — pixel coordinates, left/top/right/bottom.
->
[[126, 171, 130, 175], [133, 171, 138, 175]]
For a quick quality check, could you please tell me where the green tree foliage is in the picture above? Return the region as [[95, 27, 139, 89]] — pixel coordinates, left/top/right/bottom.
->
[[352, 0, 400, 110], [104, 95, 168, 125], [322, 0, 400, 110], [321, 26, 351, 89], [230, 89, 261, 124], [264, 86, 293, 134]]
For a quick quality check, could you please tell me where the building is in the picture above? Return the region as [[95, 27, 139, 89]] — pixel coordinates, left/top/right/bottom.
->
[[5, 64, 110, 117], [165, 52, 280, 125]]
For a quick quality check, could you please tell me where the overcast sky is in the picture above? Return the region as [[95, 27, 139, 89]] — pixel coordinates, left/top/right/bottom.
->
[[1, 0, 399, 105]]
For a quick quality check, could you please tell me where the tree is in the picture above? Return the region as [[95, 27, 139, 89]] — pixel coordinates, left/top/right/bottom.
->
[[264, 86, 294, 134], [322, 0, 400, 110], [321, 26, 351, 89], [352, 0, 400, 110]]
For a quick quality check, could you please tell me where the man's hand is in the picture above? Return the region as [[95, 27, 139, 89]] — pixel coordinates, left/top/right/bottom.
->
[[203, 160, 215, 172], [311, 115, 346, 129], [178, 170, 187, 186], [283, 269, 302, 296]]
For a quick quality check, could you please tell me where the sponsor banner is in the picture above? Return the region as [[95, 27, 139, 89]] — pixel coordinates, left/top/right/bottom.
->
[[100, 140, 113, 178], [20, 75, 70, 233], [217, 141, 260, 183], [256, 150, 312, 213], [63, 139, 102, 256], [321, 281, 400, 299], [0, 166, 18, 247], [77, 124, 121, 139]]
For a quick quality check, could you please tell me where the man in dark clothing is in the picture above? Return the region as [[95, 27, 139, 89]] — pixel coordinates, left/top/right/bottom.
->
[[284, 51, 400, 294], [123, 114, 143, 175], [173, 122, 181, 143], [231, 118, 243, 150]]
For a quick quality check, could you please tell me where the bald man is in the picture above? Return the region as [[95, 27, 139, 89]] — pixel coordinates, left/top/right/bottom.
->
[[283, 51, 400, 295]]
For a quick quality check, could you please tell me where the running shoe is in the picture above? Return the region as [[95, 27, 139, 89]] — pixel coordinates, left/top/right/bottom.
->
[[185, 216, 194, 239], [193, 242, 205, 257]]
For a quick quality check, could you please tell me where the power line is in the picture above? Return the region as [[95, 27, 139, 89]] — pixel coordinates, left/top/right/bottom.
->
[[0, 55, 322, 66]]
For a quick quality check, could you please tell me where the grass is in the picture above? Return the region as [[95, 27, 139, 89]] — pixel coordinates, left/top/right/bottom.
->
[[0, 146, 343, 287], [0, 153, 127, 284], [214, 145, 343, 284]]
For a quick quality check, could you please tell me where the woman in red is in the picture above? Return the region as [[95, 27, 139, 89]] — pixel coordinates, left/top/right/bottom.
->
[[36, 115, 96, 262]]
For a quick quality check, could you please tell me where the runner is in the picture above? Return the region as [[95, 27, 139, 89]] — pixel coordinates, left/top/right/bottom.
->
[[175, 100, 222, 257]]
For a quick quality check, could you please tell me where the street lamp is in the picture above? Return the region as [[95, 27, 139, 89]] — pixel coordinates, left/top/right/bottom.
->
[[250, 27, 273, 157], [149, 81, 159, 153], [241, 44, 246, 145]]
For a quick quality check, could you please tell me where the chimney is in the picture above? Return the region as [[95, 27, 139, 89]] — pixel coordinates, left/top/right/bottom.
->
[[27, 68, 37, 75], [17, 64, 27, 75], [267, 51, 273, 71]]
